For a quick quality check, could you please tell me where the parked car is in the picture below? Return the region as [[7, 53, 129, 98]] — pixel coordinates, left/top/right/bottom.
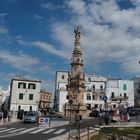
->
[[24, 111, 41, 123], [89, 110, 99, 117], [49, 108, 56, 114]]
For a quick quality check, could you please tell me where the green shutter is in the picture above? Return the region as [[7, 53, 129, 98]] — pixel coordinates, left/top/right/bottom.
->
[[123, 84, 127, 90]]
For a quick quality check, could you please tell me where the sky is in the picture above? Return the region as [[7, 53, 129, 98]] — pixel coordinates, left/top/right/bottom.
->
[[0, 0, 140, 92]]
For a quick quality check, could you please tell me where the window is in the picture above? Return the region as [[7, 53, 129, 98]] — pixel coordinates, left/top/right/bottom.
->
[[100, 85, 103, 90], [123, 84, 127, 90], [28, 83, 36, 89], [29, 94, 33, 100], [18, 105, 21, 110], [100, 96, 102, 100], [113, 104, 116, 108], [93, 85, 95, 90], [111, 92, 114, 98], [87, 95, 91, 100], [66, 95, 69, 99], [29, 106, 32, 111], [18, 82, 26, 89], [92, 95, 95, 100], [19, 93, 23, 100], [124, 93, 127, 98], [62, 75, 65, 79]]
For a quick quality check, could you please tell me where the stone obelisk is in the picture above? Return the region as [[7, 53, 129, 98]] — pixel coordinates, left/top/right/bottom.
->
[[65, 26, 87, 119]]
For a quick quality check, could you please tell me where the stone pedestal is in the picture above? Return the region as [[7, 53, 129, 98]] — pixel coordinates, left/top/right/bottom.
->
[[64, 103, 87, 119]]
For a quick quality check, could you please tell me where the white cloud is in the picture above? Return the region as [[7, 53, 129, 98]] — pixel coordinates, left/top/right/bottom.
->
[[67, 0, 87, 15], [51, 23, 73, 50], [0, 50, 40, 72], [2, 0, 140, 79], [31, 41, 69, 58], [49, 0, 140, 76], [130, 0, 140, 5]]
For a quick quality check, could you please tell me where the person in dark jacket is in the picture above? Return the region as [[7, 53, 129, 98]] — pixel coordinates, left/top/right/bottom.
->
[[3, 110, 8, 124]]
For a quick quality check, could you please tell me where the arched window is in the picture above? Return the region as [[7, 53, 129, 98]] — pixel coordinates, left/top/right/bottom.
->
[[111, 92, 114, 98], [93, 85, 95, 90], [92, 95, 95, 100]]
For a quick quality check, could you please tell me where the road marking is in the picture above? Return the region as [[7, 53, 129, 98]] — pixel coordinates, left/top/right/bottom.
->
[[42, 128, 55, 134], [0, 127, 6, 130], [53, 129, 65, 134], [8, 128, 26, 133], [19, 127, 38, 134], [0, 128, 15, 132], [30, 128, 46, 134]]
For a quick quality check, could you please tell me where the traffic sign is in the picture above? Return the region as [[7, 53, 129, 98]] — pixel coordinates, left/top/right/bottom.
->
[[39, 117, 44, 123], [45, 118, 49, 125], [102, 96, 108, 101], [39, 117, 50, 128]]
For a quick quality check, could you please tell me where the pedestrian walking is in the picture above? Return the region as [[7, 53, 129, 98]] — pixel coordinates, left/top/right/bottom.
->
[[3, 110, 8, 124]]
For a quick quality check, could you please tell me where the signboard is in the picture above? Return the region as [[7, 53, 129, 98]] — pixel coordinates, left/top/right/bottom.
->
[[102, 96, 108, 102], [39, 117, 50, 128]]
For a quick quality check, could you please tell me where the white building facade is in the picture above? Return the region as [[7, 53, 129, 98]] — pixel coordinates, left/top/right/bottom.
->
[[54, 71, 68, 112], [55, 71, 135, 113], [84, 74, 107, 110], [9, 77, 42, 111], [106, 78, 134, 109], [133, 77, 140, 107]]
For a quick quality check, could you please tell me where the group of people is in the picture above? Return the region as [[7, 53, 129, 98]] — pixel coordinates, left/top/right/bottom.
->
[[0, 110, 8, 124]]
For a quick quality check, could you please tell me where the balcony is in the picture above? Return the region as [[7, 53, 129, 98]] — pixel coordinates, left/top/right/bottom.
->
[[86, 88, 106, 93], [110, 96, 128, 101], [92, 89, 106, 93]]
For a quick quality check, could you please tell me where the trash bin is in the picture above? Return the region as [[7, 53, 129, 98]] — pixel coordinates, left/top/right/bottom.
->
[[17, 110, 24, 120]]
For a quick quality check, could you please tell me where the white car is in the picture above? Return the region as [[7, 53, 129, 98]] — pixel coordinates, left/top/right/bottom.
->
[[24, 111, 40, 123]]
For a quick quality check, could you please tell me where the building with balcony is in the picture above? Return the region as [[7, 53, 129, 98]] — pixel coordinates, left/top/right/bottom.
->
[[54, 71, 135, 113], [106, 78, 134, 109], [54, 72, 107, 112], [84, 74, 107, 110], [9, 77, 42, 111]]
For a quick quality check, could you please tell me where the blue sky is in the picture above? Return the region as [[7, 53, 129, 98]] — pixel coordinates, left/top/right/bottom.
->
[[0, 0, 140, 92]]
